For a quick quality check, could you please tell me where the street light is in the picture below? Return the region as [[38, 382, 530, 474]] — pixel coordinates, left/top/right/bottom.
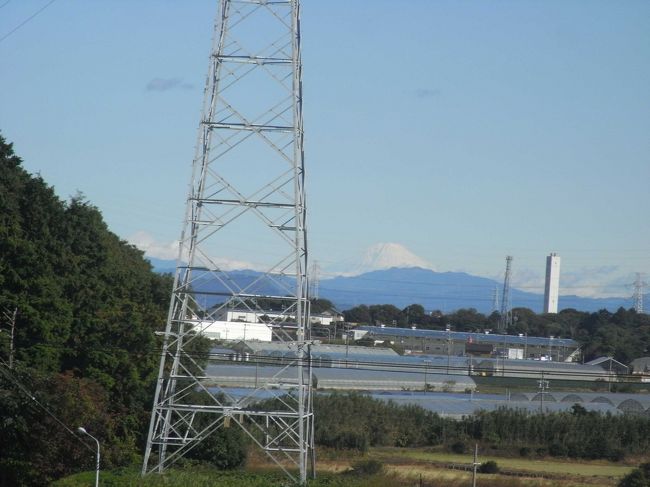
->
[[77, 426, 100, 487]]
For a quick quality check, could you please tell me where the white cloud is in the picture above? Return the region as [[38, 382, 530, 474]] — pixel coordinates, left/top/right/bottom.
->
[[129, 231, 179, 260], [560, 266, 629, 298], [128, 231, 257, 271], [499, 264, 630, 298], [510, 269, 545, 294]]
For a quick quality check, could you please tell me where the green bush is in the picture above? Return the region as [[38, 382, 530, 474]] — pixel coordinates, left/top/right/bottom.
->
[[478, 460, 499, 474], [185, 426, 247, 470], [618, 463, 650, 487], [350, 459, 384, 476], [450, 441, 467, 454], [618, 470, 649, 487], [548, 442, 568, 457]]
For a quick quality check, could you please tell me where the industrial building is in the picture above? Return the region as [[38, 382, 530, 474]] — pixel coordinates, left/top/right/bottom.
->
[[354, 325, 580, 362], [204, 337, 618, 394], [212, 307, 343, 325], [195, 320, 273, 342]]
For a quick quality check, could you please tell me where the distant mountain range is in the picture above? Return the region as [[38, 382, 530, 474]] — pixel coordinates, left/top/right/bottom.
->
[[147, 258, 638, 314], [317, 267, 637, 313]]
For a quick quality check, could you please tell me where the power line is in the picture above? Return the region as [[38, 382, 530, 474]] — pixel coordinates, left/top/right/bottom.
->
[[0, 360, 94, 452], [0, 0, 58, 45]]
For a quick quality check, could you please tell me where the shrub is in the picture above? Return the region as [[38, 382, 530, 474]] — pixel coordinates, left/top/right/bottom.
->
[[350, 459, 384, 476], [548, 442, 568, 457], [618, 469, 648, 487], [185, 426, 247, 469], [619, 463, 650, 487], [478, 460, 499, 474], [450, 441, 467, 454], [608, 448, 625, 462]]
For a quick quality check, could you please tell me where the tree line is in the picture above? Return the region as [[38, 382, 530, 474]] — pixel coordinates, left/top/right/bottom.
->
[[313, 392, 650, 463], [0, 134, 209, 486]]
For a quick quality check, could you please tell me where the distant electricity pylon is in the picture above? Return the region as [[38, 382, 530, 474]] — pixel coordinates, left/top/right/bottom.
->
[[492, 286, 500, 313], [142, 1, 313, 484], [633, 272, 647, 314], [309, 260, 320, 300], [499, 256, 513, 332]]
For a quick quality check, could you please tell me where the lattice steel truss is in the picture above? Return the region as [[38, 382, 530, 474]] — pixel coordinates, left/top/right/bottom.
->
[[142, 0, 313, 483], [633, 272, 647, 314], [498, 256, 513, 332]]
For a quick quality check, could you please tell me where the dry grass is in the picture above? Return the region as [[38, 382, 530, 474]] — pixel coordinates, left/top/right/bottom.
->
[[375, 447, 633, 478], [230, 446, 629, 486]]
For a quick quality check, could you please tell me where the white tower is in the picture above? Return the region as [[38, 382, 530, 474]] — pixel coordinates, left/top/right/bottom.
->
[[543, 253, 561, 313]]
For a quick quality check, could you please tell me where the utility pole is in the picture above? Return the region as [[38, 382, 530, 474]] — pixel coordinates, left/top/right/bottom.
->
[[446, 325, 451, 375], [472, 443, 479, 487], [538, 372, 549, 413], [423, 360, 432, 394]]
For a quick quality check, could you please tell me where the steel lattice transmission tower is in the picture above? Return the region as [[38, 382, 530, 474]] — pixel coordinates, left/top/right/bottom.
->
[[309, 260, 320, 300], [633, 272, 647, 314], [142, 0, 313, 483], [498, 256, 513, 332], [492, 285, 500, 313]]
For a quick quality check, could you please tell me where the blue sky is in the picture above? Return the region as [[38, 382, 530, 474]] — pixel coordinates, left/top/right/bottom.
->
[[1, 0, 648, 298]]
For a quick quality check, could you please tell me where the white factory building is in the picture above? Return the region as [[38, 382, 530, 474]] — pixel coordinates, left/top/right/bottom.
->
[[543, 253, 561, 313], [192, 308, 343, 343], [194, 320, 274, 342], [212, 308, 342, 326]]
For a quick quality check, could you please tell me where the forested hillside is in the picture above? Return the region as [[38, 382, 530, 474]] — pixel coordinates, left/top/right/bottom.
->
[[0, 134, 183, 485]]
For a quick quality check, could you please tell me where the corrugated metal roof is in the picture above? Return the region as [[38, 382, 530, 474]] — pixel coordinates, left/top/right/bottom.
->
[[234, 341, 399, 356], [358, 325, 579, 347]]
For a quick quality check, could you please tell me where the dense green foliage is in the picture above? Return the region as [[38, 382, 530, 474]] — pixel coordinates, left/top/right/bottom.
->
[[478, 460, 499, 474], [619, 463, 650, 487], [0, 134, 214, 485], [53, 466, 397, 487], [343, 304, 650, 362], [313, 393, 650, 461]]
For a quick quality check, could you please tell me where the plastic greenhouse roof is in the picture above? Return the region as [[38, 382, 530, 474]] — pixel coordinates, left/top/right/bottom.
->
[[358, 325, 579, 347]]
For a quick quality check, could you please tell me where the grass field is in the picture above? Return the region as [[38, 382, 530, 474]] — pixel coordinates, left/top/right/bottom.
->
[[374, 447, 634, 477], [54, 447, 634, 487], [311, 447, 633, 486]]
